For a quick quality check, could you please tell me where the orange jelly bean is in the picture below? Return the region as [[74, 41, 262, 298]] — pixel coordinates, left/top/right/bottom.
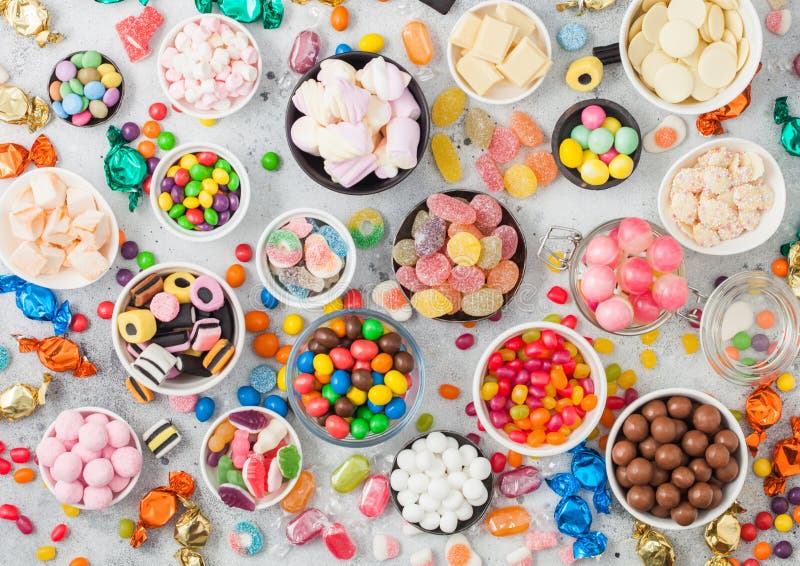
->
[[527, 429, 546, 447], [13, 467, 35, 483], [137, 140, 155, 159], [69, 559, 89, 566], [547, 431, 567, 445], [507, 450, 522, 468], [280, 470, 316, 513], [330, 6, 349, 31], [792, 505, 800, 523], [530, 408, 551, 427], [244, 311, 269, 332], [599, 407, 616, 428], [439, 384, 460, 399], [485, 505, 531, 536], [402, 21, 433, 65], [598, 433, 609, 451], [581, 394, 598, 411], [275, 345, 292, 365]]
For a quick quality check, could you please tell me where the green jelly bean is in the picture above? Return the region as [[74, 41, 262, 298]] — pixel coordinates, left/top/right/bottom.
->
[[228, 171, 240, 190], [168, 204, 186, 218], [204, 208, 219, 226], [740, 357, 756, 366], [214, 158, 231, 173], [361, 318, 384, 341], [350, 418, 369, 439], [68, 78, 84, 95], [516, 348, 529, 362], [416, 413, 433, 432], [356, 407, 373, 421], [226, 469, 245, 488], [321, 384, 340, 405], [80, 96, 89, 112], [732, 331, 751, 350], [59, 82, 73, 99], [218, 455, 233, 484], [331, 454, 370, 493], [118, 518, 134, 538], [605, 363, 621, 382], [184, 180, 202, 197], [730, 409, 744, 421], [70, 53, 84, 68], [509, 404, 530, 420], [369, 413, 389, 434], [82, 50, 102, 68], [177, 215, 195, 230], [522, 329, 541, 343], [189, 163, 211, 180], [543, 313, 561, 324]]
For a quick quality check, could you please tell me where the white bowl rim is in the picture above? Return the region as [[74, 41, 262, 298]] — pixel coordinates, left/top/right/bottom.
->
[[618, 0, 763, 115], [156, 13, 263, 119], [39, 406, 143, 510], [148, 142, 251, 242], [446, 0, 553, 105], [471, 321, 608, 457], [255, 208, 357, 310], [198, 406, 303, 510], [0, 167, 119, 289], [111, 261, 245, 395], [605, 387, 748, 530], [656, 137, 786, 256]]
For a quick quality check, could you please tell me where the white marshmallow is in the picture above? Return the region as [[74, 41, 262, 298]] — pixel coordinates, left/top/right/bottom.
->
[[70, 210, 109, 250], [373, 138, 399, 180], [39, 243, 66, 275], [440, 511, 458, 534], [291, 115, 322, 157], [385, 117, 420, 170], [10, 206, 44, 241], [318, 58, 357, 85], [30, 171, 66, 209], [66, 243, 108, 281], [232, 61, 257, 82], [402, 503, 424, 523], [174, 32, 191, 52], [165, 69, 183, 82], [11, 241, 46, 276], [42, 207, 73, 247], [317, 121, 373, 162], [292, 79, 333, 125], [168, 82, 185, 100], [419, 512, 440, 531]]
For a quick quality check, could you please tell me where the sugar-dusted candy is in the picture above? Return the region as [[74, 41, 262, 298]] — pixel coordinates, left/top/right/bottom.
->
[[278, 267, 324, 293], [373, 534, 400, 561], [410, 547, 435, 566], [427, 193, 477, 224], [243, 454, 266, 498], [445, 534, 481, 566], [304, 233, 343, 279], [431, 134, 463, 183], [287, 508, 329, 545], [414, 216, 446, 257], [488, 126, 521, 163], [323, 522, 357, 560], [392, 239, 418, 266], [525, 530, 559, 551], [372, 280, 413, 321], [358, 474, 390, 518], [449, 223, 483, 240], [470, 194, 503, 230], [447, 232, 482, 266], [431, 87, 467, 127], [487, 260, 520, 293], [504, 164, 538, 198], [492, 225, 519, 259], [509, 111, 543, 147], [475, 153, 504, 192], [266, 230, 302, 268], [435, 284, 462, 315], [449, 266, 485, 293], [396, 266, 428, 292], [507, 546, 533, 566], [462, 288, 504, 317], [319, 225, 348, 258], [465, 107, 494, 149], [524, 150, 559, 186], [411, 289, 453, 318], [477, 236, 503, 269], [411, 210, 430, 236]]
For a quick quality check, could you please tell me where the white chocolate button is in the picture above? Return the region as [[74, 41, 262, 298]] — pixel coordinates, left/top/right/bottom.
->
[[681, 38, 708, 67], [628, 31, 654, 69], [690, 65, 717, 101], [659, 20, 699, 58], [654, 62, 694, 102], [710, 0, 738, 10], [699, 17, 713, 43], [722, 29, 737, 50], [698, 41, 737, 88], [736, 37, 749, 70], [706, 4, 725, 41], [642, 2, 668, 43], [628, 13, 645, 43], [724, 9, 744, 41], [642, 0, 663, 11], [641, 50, 675, 88], [668, 0, 706, 28]]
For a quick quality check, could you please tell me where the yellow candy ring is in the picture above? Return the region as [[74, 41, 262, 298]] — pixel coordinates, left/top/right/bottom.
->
[[347, 208, 384, 249], [566, 56, 604, 92]]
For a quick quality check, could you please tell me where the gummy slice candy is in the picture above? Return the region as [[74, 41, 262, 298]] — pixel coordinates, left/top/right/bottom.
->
[[427, 193, 477, 224], [414, 216, 446, 257], [492, 225, 519, 260], [282, 216, 314, 238], [448, 265, 486, 293], [415, 253, 451, 286], [470, 194, 503, 230], [411, 210, 430, 236], [488, 126, 521, 163], [475, 153, 504, 192], [304, 233, 343, 278], [396, 266, 428, 292], [448, 222, 484, 240], [524, 150, 559, 186], [267, 229, 302, 268], [115, 6, 164, 63], [477, 236, 502, 269], [411, 289, 453, 318], [462, 288, 504, 317], [431, 87, 467, 127], [435, 284, 462, 315], [278, 266, 324, 292], [447, 232, 481, 266], [372, 281, 412, 322], [504, 164, 538, 199], [318, 225, 348, 258], [431, 134, 462, 183], [392, 239, 418, 266], [487, 260, 520, 293], [465, 107, 494, 149], [509, 111, 544, 147]]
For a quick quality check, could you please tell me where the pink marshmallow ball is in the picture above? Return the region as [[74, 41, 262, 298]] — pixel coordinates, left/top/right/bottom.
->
[[83, 486, 113, 510], [618, 257, 654, 295], [85, 412, 109, 426], [78, 422, 108, 452], [54, 410, 85, 441], [52, 452, 83, 483], [631, 292, 662, 324], [106, 420, 131, 448], [169, 394, 199, 413], [111, 446, 143, 478], [647, 236, 683, 273], [652, 274, 689, 311], [595, 296, 634, 332], [585, 235, 621, 267], [108, 475, 131, 493], [101, 445, 116, 459], [37, 437, 66, 467], [62, 438, 79, 451], [581, 265, 617, 302], [617, 217, 654, 255], [581, 105, 606, 129], [53, 480, 84, 504], [72, 442, 102, 464], [83, 458, 115, 487]]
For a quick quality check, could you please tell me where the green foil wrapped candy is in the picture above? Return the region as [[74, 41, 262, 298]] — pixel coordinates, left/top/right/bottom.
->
[[104, 126, 147, 211], [194, 0, 283, 28], [774, 97, 800, 157], [263, 0, 284, 29]]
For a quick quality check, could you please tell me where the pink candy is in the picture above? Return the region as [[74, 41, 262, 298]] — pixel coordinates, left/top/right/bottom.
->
[[581, 105, 606, 129], [426, 193, 477, 224], [358, 474, 390, 518], [231, 429, 250, 469], [289, 30, 321, 74], [373, 534, 400, 561], [646, 235, 683, 272], [616, 217, 653, 255], [287, 508, 330, 545], [323, 522, 357, 560], [580, 265, 616, 302], [617, 257, 653, 294], [595, 296, 634, 332], [488, 126, 521, 163], [525, 530, 558, 551], [651, 273, 689, 311]]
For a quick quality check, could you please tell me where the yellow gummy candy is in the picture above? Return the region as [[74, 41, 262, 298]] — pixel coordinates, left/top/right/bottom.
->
[[431, 87, 466, 127], [36, 546, 56, 561], [617, 369, 637, 389], [503, 164, 538, 198], [411, 289, 453, 318], [431, 134, 462, 183], [546, 251, 565, 273], [324, 297, 344, 314], [641, 329, 659, 345], [641, 349, 657, 369], [61, 504, 80, 517], [593, 338, 614, 354], [682, 334, 699, 354], [447, 232, 482, 266]]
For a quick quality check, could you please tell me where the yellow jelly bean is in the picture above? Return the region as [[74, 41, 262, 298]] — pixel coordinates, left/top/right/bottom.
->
[[593, 338, 614, 354], [481, 381, 499, 400], [180, 154, 199, 169], [559, 138, 583, 168], [313, 354, 333, 375], [580, 158, 610, 186], [571, 385, 584, 405], [199, 118, 216, 127], [158, 192, 173, 211], [641, 329, 659, 345], [167, 165, 181, 177], [503, 164, 538, 198], [101, 72, 123, 88], [61, 503, 80, 517], [97, 63, 116, 76], [509, 404, 529, 421], [197, 191, 214, 209], [607, 381, 618, 395], [730, 409, 743, 421], [574, 363, 591, 379], [544, 383, 556, 397], [587, 426, 600, 441], [201, 178, 219, 194], [324, 297, 343, 314], [36, 546, 56, 561], [753, 457, 772, 477], [617, 369, 637, 389], [641, 349, 657, 369], [212, 168, 229, 185], [346, 387, 367, 406], [358, 33, 385, 53], [368, 384, 393, 405], [602, 116, 622, 134], [277, 366, 286, 391], [511, 384, 528, 405], [682, 334, 699, 354], [431, 87, 467, 127], [777, 372, 796, 391], [542, 396, 556, 410], [430, 134, 462, 183], [609, 154, 634, 179], [564, 343, 578, 357], [384, 370, 408, 395], [183, 196, 200, 209]]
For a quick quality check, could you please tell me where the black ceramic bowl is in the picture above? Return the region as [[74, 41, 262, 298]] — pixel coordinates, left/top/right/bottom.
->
[[392, 190, 527, 323], [390, 431, 493, 535], [551, 98, 642, 190], [48, 51, 125, 127], [284, 51, 430, 195]]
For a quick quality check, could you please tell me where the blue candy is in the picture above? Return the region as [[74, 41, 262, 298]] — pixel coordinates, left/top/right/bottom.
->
[[371, 371, 384, 385], [330, 369, 351, 395], [283, 282, 310, 299], [83, 81, 106, 100], [52, 101, 69, 119], [61, 93, 83, 115], [263, 394, 288, 417], [250, 365, 277, 393], [335, 43, 352, 54], [0, 275, 71, 335], [366, 400, 385, 414], [296, 351, 315, 373], [384, 397, 406, 419], [260, 287, 279, 309], [0, 346, 9, 371], [319, 225, 348, 258], [557, 22, 587, 52], [195, 397, 215, 422], [229, 521, 264, 556], [237, 385, 261, 406]]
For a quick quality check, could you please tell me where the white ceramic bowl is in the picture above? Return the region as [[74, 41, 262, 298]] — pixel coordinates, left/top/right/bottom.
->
[[256, 208, 356, 310], [149, 143, 250, 242], [157, 14, 262, 119], [0, 167, 119, 289], [111, 262, 245, 395], [199, 407, 303, 510], [446, 1, 552, 105], [605, 388, 748, 530], [619, 0, 762, 115], [472, 322, 607, 457], [657, 138, 785, 256], [39, 407, 142, 510]]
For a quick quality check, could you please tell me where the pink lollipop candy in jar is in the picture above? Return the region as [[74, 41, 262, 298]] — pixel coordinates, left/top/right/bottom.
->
[[581, 265, 617, 302], [584, 235, 621, 267], [616, 217, 653, 255], [631, 292, 661, 324], [617, 257, 653, 295], [647, 236, 683, 273], [595, 295, 634, 332], [651, 274, 689, 311]]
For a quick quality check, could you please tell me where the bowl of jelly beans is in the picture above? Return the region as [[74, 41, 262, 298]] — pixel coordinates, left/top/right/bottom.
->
[[286, 309, 424, 447], [473, 321, 607, 457], [392, 190, 526, 322], [149, 143, 250, 241], [552, 99, 642, 190], [48, 50, 125, 127], [256, 208, 356, 310], [200, 406, 303, 511]]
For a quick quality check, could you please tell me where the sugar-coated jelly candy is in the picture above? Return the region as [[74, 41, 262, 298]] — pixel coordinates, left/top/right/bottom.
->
[[475, 153, 504, 192], [289, 30, 320, 74], [431, 134, 462, 183], [462, 288, 504, 317], [509, 111, 543, 147], [411, 289, 452, 319], [431, 88, 466, 127], [487, 260, 520, 294], [402, 21, 433, 65], [466, 108, 494, 149], [287, 508, 330, 545], [524, 150, 558, 186], [358, 474, 390, 518], [504, 164, 538, 198], [492, 225, 518, 260], [489, 126, 521, 163], [331, 454, 370, 493], [497, 466, 542, 498], [323, 522, 357, 560]]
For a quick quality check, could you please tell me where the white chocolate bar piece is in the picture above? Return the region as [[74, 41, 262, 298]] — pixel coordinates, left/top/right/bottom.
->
[[470, 15, 517, 64], [495, 3, 537, 44], [498, 37, 551, 87], [449, 12, 482, 50], [456, 54, 504, 96]]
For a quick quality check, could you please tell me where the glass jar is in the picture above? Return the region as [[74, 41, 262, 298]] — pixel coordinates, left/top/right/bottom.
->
[[700, 271, 799, 386]]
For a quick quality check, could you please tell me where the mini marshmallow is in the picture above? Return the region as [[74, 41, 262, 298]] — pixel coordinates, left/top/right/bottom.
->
[[160, 47, 178, 68], [199, 14, 220, 32], [71, 209, 109, 250], [373, 534, 400, 562], [385, 117, 420, 170], [192, 62, 213, 81], [318, 121, 373, 162], [42, 207, 74, 246], [212, 97, 232, 111], [325, 79, 371, 123], [240, 45, 258, 65], [232, 60, 257, 82], [364, 96, 392, 132], [324, 155, 379, 188], [67, 243, 109, 281], [174, 31, 191, 52], [373, 138, 399, 180], [356, 56, 412, 101], [390, 88, 421, 119], [168, 81, 186, 100]]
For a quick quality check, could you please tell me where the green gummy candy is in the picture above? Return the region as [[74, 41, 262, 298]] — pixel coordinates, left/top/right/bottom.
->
[[277, 444, 300, 479], [226, 469, 245, 488], [416, 413, 433, 432], [218, 455, 233, 484]]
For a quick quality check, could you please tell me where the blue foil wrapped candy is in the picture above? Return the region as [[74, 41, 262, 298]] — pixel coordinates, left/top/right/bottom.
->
[[0, 275, 71, 335]]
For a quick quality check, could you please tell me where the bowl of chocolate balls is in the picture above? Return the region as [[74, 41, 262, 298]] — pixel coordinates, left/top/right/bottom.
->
[[606, 388, 747, 529]]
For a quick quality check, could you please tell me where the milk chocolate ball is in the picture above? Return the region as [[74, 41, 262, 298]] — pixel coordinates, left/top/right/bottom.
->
[[640, 437, 662, 460], [393, 351, 415, 374], [671, 501, 698, 526], [623, 414, 650, 442], [345, 316, 362, 339], [682, 430, 709, 457], [377, 332, 402, 354], [627, 457, 654, 486], [642, 400, 668, 422], [689, 458, 713, 482], [649, 466, 670, 488], [656, 483, 682, 509], [688, 482, 714, 509], [714, 429, 739, 453], [655, 444, 683, 470], [612, 440, 637, 466], [671, 466, 696, 490], [627, 485, 655, 511], [714, 459, 739, 483], [710, 483, 723, 507], [651, 504, 671, 518], [313, 328, 340, 348], [651, 416, 678, 443], [673, 419, 688, 440], [705, 443, 731, 469], [616, 466, 633, 488], [693, 404, 722, 434], [667, 396, 693, 419]]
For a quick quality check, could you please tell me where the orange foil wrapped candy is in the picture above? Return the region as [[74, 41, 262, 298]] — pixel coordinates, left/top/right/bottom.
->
[[131, 471, 195, 548], [16, 335, 96, 377], [696, 65, 760, 136], [0, 134, 56, 178], [764, 417, 800, 496], [744, 385, 782, 456]]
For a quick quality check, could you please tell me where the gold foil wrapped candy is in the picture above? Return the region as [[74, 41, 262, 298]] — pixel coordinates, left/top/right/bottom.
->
[[633, 521, 675, 566], [704, 502, 744, 566], [174, 498, 211, 550], [557, 0, 616, 14], [175, 548, 205, 566], [0, 0, 63, 46], [786, 242, 800, 297], [0, 85, 49, 131], [0, 373, 50, 421]]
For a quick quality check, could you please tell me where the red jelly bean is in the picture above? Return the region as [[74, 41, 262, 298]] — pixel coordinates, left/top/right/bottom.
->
[[70, 313, 88, 332], [605, 396, 625, 410], [508, 430, 527, 443], [490, 452, 507, 473], [0, 458, 10, 475], [488, 352, 504, 371], [350, 339, 378, 361], [10, 447, 30, 464], [466, 432, 481, 445], [143, 175, 152, 195], [0, 504, 19, 520], [96, 301, 114, 319], [756, 511, 773, 530], [148, 102, 167, 120], [505, 336, 524, 351], [743, 560, 760, 566], [741, 522, 757, 542], [51, 523, 68, 542], [235, 243, 253, 262], [16, 515, 33, 534], [561, 314, 578, 329], [196, 151, 218, 166], [465, 402, 476, 416], [477, 419, 485, 432], [456, 334, 475, 350], [547, 286, 568, 304], [174, 168, 190, 186], [325, 415, 349, 439]]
